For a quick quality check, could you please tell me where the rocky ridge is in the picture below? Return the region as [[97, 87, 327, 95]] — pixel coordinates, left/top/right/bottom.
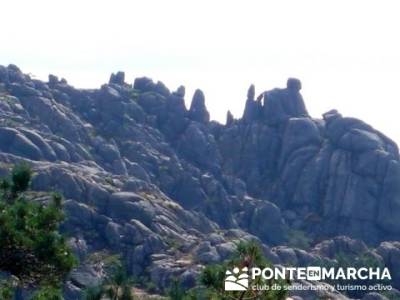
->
[[0, 64, 400, 299]]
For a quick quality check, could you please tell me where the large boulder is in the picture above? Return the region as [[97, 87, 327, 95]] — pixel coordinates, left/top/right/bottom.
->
[[188, 89, 209, 124], [107, 192, 156, 227], [247, 200, 288, 245], [19, 129, 57, 161], [262, 78, 308, 125], [109, 71, 125, 85], [312, 236, 368, 258], [134, 77, 170, 96], [0, 127, 43, 160], [177, 122, 221, 171], [242, 84, 262, 122], [18, 96, 86, 142], [376, 242, 400, 288]]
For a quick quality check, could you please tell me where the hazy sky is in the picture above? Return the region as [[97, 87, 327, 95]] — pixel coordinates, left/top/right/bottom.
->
[[1, 0, 400, 143]]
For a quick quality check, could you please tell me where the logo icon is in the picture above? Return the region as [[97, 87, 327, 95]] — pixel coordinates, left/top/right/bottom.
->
[[224, 267, 249, 291], [306, 266, 321, 281]]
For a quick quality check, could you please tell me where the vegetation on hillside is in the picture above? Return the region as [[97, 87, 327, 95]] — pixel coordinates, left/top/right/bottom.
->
[[0, 163, 76, 298], [168, 240, 289, 300], [84, 265, 135, 300], [319, 251, 389, 298]]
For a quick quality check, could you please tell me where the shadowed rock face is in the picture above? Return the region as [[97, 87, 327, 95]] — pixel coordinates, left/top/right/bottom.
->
[[189, 89, 209, 124], [0, 64, 400, 298], [243, 78, 309, 124], [221, 102, 400, 245]]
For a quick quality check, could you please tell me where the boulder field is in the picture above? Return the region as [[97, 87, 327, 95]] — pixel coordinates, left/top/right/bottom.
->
[[0, 64, 399, 299]]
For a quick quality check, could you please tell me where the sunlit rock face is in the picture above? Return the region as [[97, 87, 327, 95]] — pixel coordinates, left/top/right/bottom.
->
[[1, 65, 400, 297]]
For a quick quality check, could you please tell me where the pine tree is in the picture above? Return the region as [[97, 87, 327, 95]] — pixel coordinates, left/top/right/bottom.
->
[[0, 163, 77, 296]]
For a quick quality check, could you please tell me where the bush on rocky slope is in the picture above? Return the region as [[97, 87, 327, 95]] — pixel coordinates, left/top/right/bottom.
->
[[1, 64, 400, 299], [84, 265, 134, 300], [0, 163, 76, 296], [172, 241, 288, 300]]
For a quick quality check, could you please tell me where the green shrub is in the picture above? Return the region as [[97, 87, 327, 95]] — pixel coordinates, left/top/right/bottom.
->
[[84, 285, 104, 300], [0, 164, 76, 291], [31, 285, 63, 300], [320, 251, 388, 298], [168, 278, 186, 300], [84, 266, 135, 300], [0, 279, 15, 300], [286, 229, 312, 250], [174, 240, 289, 300]]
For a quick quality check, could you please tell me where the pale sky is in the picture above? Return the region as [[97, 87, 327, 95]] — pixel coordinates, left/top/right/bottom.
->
[[1, 0, 400, 144]]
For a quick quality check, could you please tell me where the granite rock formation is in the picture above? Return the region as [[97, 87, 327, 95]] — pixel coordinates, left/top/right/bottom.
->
[[0, 64, 399, 299]]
